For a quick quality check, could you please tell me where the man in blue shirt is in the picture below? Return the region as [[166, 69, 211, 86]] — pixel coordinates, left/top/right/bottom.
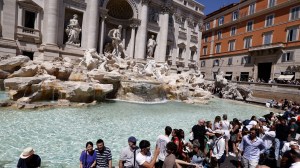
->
[[239, 128, 266, 168]]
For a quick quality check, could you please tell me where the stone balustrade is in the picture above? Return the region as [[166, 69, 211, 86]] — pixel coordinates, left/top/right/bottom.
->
[[16, 26, 41, 43]]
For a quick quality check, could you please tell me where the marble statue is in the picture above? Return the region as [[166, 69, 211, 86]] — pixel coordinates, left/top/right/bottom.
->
[[108, 25, 127, 58], [65, 14, 81, 46], [79, 49, 103, 70], [147, 35, 157, 58]]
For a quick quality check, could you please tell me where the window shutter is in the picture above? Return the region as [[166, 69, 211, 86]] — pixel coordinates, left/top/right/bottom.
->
[[282, 53, 286, 62], [290, 52, 294, 61]]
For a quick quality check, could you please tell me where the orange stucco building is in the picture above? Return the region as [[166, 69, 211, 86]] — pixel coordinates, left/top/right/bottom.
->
[[200, 0, 300, 82]]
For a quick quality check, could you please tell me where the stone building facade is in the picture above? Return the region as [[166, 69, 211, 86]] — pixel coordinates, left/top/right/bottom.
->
[[0, 0, 204, 71], [200, 0, 300, 82]]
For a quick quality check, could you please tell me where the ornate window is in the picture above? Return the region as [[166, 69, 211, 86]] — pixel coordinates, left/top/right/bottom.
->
[[16, 0, 42, 43]]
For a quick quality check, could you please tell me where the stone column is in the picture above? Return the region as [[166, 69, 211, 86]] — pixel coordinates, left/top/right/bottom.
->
[[99, 10, 107, 54], [185, 18, 192, 70], [86, 0, 100, 49], [135, 0, 150, 61], [44, 0, 60, 45], [122, 28, 126, 47], [156, 5, 170, 63], [130, 26, 136, 58]]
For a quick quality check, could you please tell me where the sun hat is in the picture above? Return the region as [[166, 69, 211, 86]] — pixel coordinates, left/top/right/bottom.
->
[[214, 129, 224, 135], [20, 147, 34, 159], [128, 136, 138, 143]]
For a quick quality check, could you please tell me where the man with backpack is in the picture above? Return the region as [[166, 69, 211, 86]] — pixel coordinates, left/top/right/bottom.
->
[[210, 129, 226, 168], [119, 136, 140, 168]]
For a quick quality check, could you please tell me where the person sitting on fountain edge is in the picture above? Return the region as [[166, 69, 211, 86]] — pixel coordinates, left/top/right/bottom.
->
[[17, 147, 41, 168]]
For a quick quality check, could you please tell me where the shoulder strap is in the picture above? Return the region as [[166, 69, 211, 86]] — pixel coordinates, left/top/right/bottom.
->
[[85, 151, 88, 167], [133, 148, 137, 167], [215, 138, 221, 153]]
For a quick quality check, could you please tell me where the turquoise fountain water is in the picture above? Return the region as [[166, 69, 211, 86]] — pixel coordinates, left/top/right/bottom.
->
[[0, 97, 272, 168]]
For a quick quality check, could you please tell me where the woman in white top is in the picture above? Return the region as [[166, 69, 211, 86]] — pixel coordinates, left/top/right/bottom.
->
[[213, 116, 222, 131], [221, 114, 231, 157]]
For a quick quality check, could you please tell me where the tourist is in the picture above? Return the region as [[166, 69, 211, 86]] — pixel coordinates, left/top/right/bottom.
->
[[260, 125, 276, 167], [192, 119, 207, 151], [80, 141, 96, 168], [210, 129, 225, 168], [95, 139, 112, 168], [119, 136, 140, 168], [239, 128, 266, 168], [229, 118, 240, 157], [280, 141, 300, 168], [175, 140, 206, 168], [289, 149, 300, 168], [136, 140, 160, 168], [17, 147, 41, 168], [178, 129, 190, 161], [156, 126, 172, 168], [212, 116, 222, 130], [221, 114, 231, 157], [275, 117, 289, 160], [162, 142, 177, 168], [289, 118, 299, 140], [172, 129, 185, 160], [246, 116, 258, 130], [205, 121, 215, 154]]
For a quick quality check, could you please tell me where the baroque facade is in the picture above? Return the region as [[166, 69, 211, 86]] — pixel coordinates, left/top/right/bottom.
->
[[0, 0, 204, 71], [200, 0, 300, 82]]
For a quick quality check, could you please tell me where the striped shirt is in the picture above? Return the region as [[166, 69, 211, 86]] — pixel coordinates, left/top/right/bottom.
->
[[95, 147, 112, 168]]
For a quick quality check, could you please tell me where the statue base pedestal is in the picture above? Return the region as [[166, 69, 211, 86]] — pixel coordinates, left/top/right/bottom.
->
[[65, 44, 81, 49]]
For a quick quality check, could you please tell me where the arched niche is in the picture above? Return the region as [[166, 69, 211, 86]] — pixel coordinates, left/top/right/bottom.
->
[[103, 0, 138, 19]]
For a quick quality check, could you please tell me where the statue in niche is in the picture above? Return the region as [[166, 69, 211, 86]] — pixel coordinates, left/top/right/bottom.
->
[[147, 35, 157, 58], [108, 25, 127, 58], [65, 14, 81, 47]]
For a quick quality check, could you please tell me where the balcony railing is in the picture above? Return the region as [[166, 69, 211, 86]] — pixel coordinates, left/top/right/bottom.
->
[[249, 42, 284, 51], [16, 26, 41, 43]]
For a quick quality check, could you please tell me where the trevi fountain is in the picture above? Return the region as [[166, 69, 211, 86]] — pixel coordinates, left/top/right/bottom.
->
[[0, 24, 271, 168]]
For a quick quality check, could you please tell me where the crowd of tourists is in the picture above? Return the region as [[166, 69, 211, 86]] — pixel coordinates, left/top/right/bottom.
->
[[17, 106, 300, 168]]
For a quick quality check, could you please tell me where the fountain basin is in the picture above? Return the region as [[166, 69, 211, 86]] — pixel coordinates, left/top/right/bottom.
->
[[0, 98, 273, 168]]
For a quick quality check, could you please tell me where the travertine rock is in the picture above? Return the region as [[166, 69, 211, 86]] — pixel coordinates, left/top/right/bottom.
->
[[0, 55, 30, 73]]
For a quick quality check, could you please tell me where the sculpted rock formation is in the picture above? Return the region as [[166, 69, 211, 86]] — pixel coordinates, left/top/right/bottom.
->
[[0, 55, 30, 73], [0, 43, 255, 107]]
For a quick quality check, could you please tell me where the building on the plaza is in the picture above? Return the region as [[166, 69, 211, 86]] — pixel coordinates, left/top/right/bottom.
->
[[0, 0, 204, 72], [200, 0, 300, 82]]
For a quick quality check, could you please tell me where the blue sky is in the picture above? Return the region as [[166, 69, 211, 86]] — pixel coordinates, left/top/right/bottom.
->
[[196, 0, 240, 15]]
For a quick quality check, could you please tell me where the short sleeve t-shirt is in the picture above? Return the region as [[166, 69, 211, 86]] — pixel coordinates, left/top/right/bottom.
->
[[80, 150, 97, 168], [162, 154, 176, 168], [119, 146, 140, 168], [95, 147, 112, 168], [156, 135, 170, 161], [136, 152, 153, 168], [17, 154, 41, 168]]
